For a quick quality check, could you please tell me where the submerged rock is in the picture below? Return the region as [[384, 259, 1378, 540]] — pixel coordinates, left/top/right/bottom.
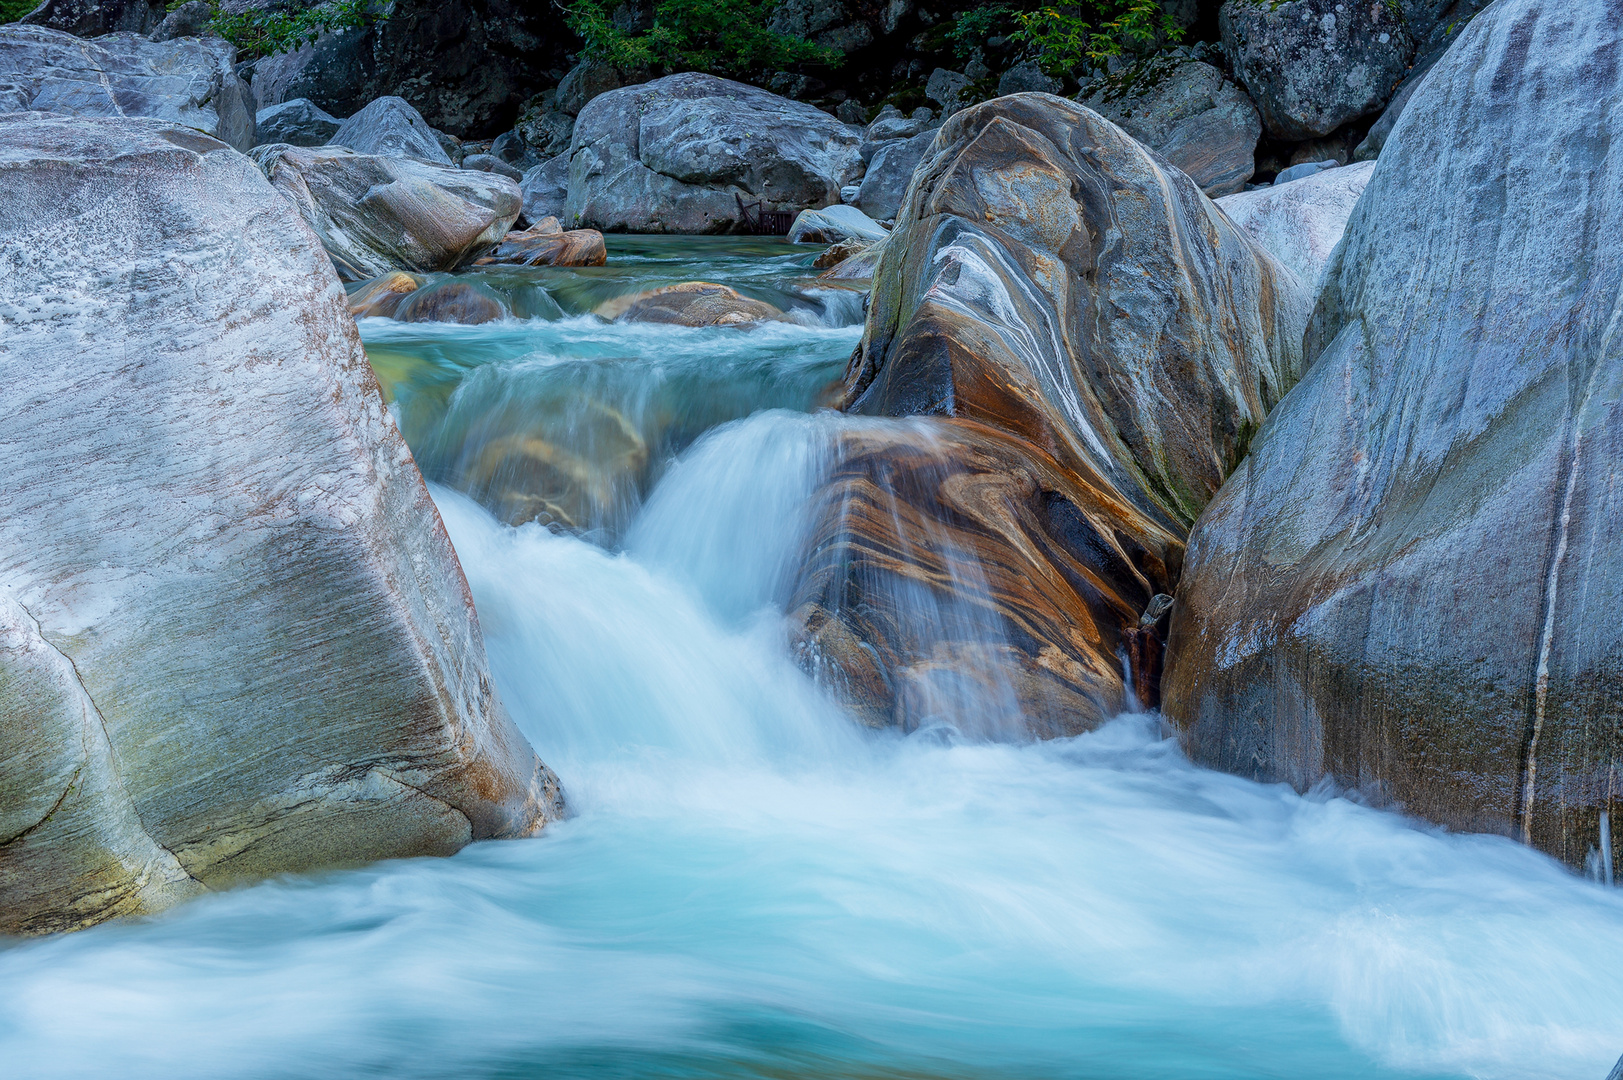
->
[[805, 93, 1308, 733], [1215, 159, 1373, 291], [567, 73, 861, 233], [252, 143, 521, 280], [0, 25, 254, 151], [0, 114, 562, 935], [1081, 61, 1261, 197], [347, 271, 422, 319], [1220, 0, 1414, 140], [1164, 0, 1623, 869], [599, 282, 791, 327], [396, 280, 507, 325]]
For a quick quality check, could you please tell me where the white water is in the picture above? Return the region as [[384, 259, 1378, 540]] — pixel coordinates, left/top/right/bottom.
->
[[3, 242, 1621, 1079]]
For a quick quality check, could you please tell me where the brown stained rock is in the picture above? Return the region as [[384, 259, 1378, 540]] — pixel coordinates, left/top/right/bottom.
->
[[398, 281, 507, 325], [1164, 0, 1623, 870], [597, 282, 792, 327], [791, 419, 1182, 736], [805, 93, 1307, 734], [0, 114, 563, 935], [476, 222, 607, 268], [348, 271, 422, 319]]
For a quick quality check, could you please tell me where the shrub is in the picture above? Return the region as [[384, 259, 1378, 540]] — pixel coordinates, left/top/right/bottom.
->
[[561, 0, 841, 77], [948, 0, 1182, 75], [0, 0, 38, 21], [175, 0, 374, 60]]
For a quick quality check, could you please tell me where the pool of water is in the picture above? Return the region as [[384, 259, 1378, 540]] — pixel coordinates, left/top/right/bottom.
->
[[3, 238, 1619, 1080]]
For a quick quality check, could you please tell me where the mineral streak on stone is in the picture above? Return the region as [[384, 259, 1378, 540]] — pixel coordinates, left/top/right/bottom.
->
[[805, 93, 1308, 732], [1163, 0, 1623, 870], [476, 219, 608, 268], [251, 143, 521, 280], [0, 114, 562, 935]]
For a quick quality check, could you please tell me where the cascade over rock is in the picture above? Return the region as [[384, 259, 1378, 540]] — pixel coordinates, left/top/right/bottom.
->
[[566, 73, 861, 234], [252, 143, 521, 280], [0, 25, 254, 151], [0, 114, 562, 935], [802, 93, 1309, 732], [1164, 0, 1623, 870]]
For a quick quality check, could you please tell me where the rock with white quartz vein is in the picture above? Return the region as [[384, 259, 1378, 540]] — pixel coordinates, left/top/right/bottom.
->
[[0, 113, 562, 936]]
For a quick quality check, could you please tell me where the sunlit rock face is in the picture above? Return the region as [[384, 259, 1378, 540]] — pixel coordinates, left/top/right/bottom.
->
[[1164, 0, 1623, 869], [799, 93, 1308, 732], [251, 143, 521, 280], [0, 115, 561, 935]]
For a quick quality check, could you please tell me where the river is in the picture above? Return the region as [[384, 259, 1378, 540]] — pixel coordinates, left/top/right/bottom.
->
[[2, 239, 1620, 1080]]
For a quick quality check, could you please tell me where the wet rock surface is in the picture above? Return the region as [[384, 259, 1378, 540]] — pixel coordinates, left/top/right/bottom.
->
[[567, 73, 861, 233], [601, 281, 792, 327], [252, 143, 521, 279], [1165, 0, 1623, 870], [0, 114, 561, 935], [477, 217, 607, 267], [805, 93, 1309, 733], [0, 25, 254, 151]]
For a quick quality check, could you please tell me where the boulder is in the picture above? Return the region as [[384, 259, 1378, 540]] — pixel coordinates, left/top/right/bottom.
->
[[1272, 158, 1338, 185], [489, 129, 539, 170], [598, 282, 791, 327], [328, 95, 452, 165], [396, 279, 507, 325], [519, 154, 569, 227], [1163, 0, 1623, 869], [1081, 61, 1261, 197], [476, 219, 607, 267], [924, 67, 971, 116], [513, 97, 574, 160], [148, 0, 213, 42], [463, 152, 524, 181], [788, 204, 888, 244], [252, 143, 521, 279], [854, 128, 935, 222], [859, 113, 926, 163], [812, 237, 873, 269], [19, 0, 165, 36], [816, 239, 884, 281], [254, 97, 342, 148], [556, 57, 635, 117], [567, 73, 861, 234], [805, 94, 1309, 733], [998, 60, 1060, 97], [1220, 0, 1414, 139], [766, 0, 874, 52], [1354, 50, 1443, 161], [248, 0, 576, 137], [0, 113, 561, 935], [0, 25, 254, 152], [347, 270, 421, 319], [1215, 160, 1373, 291]]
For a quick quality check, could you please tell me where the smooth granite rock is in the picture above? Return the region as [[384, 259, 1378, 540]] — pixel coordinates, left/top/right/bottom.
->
[[788, 204, 889, 244], [477, 219, 607, 267], [599, 282, 791, 327], [854, 128, 935, 222], [1215, 160, 1373, 291], [254, 97, 342, 148], [463, 152, 524, 181], [519, 155, 569, 227], [802, 93, 1308, 734], [252, 143, 521, 279], [1221, 0, 1414, 139], [328, 95, 452, 165], [0, 25, 253, 151], [1082, 61, 1261, 197], [567, 73, 861, 234], [1165, 0, 1623, 870], [0, 113, 561, 935]]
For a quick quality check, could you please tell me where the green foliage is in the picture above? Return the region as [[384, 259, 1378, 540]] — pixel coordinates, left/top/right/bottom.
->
[[0, 0, 38, 22], [175, 0, 374, 61], [948, 0, 1182, 75], [562, 0, 842, 77]]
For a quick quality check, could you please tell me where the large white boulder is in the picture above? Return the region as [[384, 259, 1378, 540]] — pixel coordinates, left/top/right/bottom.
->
[[567, 73, 861, 233], [0, 114, 561, 935], [252, 143, 521, 279], [0, 25, 254, 151], [1214, 160, 1374, 292]]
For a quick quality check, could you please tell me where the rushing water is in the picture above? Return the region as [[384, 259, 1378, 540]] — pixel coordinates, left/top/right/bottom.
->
[[3, 239, 1621, 1080]]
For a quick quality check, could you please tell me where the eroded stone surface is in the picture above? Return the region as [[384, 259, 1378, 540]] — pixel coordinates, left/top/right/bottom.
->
[[1165, 0, 1623, 869], [0, 114, 562, 934]]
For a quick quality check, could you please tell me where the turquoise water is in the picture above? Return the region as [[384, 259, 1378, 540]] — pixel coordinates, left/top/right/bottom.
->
[[2, 239, 1620, 1080]]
